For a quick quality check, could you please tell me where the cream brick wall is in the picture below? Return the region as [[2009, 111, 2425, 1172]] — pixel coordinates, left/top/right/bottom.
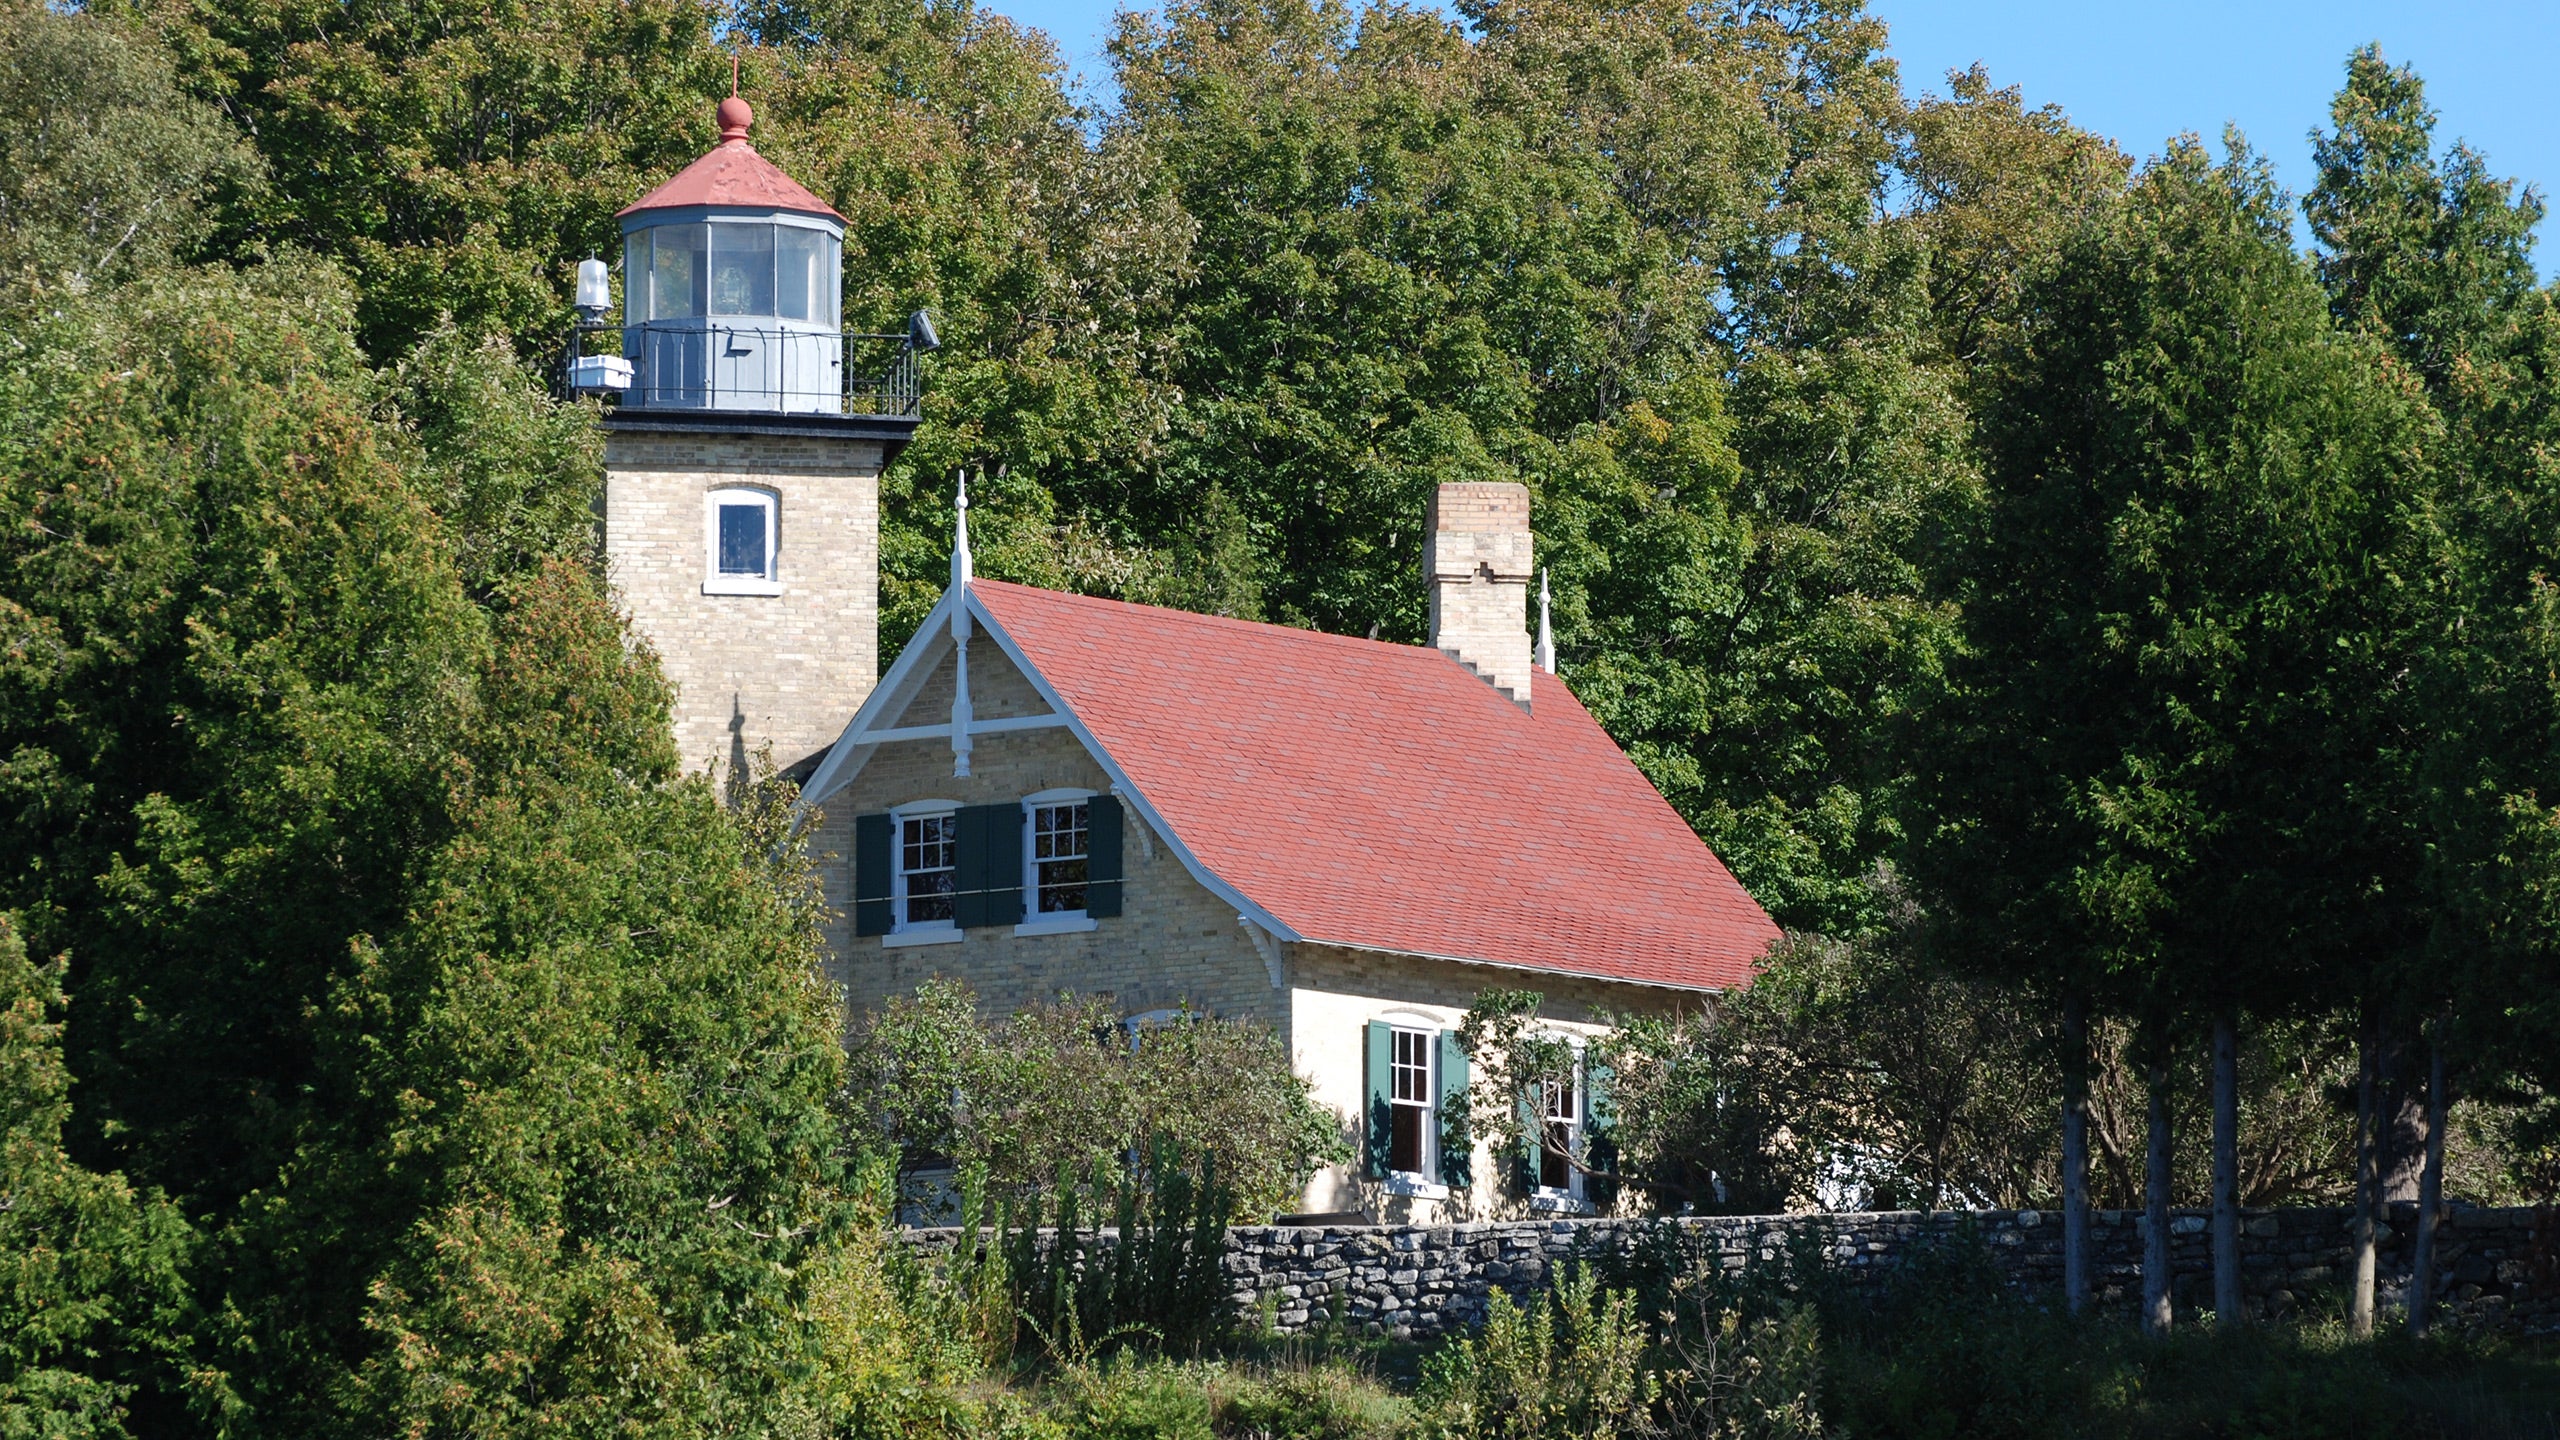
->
[[808, 641, 1281, 1032], [603, 430, 882, 776], [1286, 944, 1708, 1223], [1425, 481, 1534, 704]]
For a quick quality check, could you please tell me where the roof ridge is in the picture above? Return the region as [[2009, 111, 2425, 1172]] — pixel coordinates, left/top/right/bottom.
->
[[970, 578, 1450, 662]]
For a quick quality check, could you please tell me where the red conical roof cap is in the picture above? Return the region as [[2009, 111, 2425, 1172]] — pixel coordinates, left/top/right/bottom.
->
[[618, 96, 844, 222]]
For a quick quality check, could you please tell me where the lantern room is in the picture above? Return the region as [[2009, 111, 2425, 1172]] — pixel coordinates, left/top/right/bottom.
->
[[603, 95, 864, 415]]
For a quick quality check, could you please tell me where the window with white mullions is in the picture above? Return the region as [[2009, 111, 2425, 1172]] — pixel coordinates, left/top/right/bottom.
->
[[1389, 1027, 1435, 1178], [1031, 802, 1089, 914], [897, 812, 956, 927], [1538, 1068, 1582, 1196], [702, 486, 780, 594]]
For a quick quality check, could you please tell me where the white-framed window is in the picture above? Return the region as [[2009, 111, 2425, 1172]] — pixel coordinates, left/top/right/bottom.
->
[[703, 486, 781, 595], [1536, 1063, 1584, 1200], [1023, 789, 1092, 918], [890, 803, 958, 932], [1388, 1026, 1437, 1180]]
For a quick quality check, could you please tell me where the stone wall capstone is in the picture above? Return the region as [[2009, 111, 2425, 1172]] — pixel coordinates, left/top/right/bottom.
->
[[903, 1204, 2557, 1342]]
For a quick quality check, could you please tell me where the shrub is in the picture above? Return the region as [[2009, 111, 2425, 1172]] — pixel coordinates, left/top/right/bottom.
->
[[1008, 1144, 1238, 1360], [845, 981, 1347, 1221], [1417, 1267, 1657, 1440], [1210, 1360, 1415, 1440]]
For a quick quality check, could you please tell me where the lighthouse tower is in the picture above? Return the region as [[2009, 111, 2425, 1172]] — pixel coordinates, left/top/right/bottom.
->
[[590, 91, 920, 779]]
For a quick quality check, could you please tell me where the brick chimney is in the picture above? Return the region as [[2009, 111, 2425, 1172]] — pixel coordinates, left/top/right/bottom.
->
[[1425, 482, 1534, 706]]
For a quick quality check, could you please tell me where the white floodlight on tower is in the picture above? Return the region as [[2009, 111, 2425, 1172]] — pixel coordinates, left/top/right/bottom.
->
[[568, 256, 635, 393]]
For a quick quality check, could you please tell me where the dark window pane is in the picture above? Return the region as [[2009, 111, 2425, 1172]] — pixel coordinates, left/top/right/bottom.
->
[[1390, 1103, 1425, 1175], [1542, 1120, 1573, 1189], [1038, 858, 1087, 913], [718, 503, 765, 575]]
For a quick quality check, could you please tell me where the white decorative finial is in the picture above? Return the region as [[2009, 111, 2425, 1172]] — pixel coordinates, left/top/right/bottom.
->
[[949, 471, 975, 777], [1535, 567, 1555, 674], [951, 470, 973, 590]]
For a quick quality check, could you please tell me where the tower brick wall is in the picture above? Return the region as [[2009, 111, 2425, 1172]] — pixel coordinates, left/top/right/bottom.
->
[[602, 429, 883, 776]]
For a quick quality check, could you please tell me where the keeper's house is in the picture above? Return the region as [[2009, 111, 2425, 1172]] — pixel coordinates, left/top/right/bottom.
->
[[793, 481, 1779, 1221], [577, 97, 1777, 1222]]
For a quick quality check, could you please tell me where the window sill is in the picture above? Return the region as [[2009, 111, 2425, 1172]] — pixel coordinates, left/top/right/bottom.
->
[[1530, 1192, 1594, 1215], [703, 576, 784, 596], [1012, 916, 1097, 937], [880, 929, 963, 949], [1381, 1173, 1449, 1201]]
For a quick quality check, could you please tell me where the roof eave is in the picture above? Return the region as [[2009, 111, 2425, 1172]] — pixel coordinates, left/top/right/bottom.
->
[[1280, 933, 1736, 998]]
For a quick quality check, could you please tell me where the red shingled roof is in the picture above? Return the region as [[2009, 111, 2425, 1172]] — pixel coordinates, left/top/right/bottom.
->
[[970, 580, 1779, 993], [619, 138, 844, 221]]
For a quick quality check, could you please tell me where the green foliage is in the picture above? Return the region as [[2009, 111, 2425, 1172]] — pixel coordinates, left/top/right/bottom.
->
[[1205, 1358, 1414, 1440], [1916, 132, 2438, 1034], [1417, 1267, 1658, 1440], [1676, 923, 2057, 1213], [1002, 1144, 1237, 1361], [0, 266, 483, 1215], [389, 324, 610, 601], [1818, 1235, 2560, 1440], [846, 980, 1347, 1221], [1097, 0, 1977, 932], [0, 915, 201, 1439], [0, 3, 260, 291], [0, 248, 896, 1434], [1475, 918, 2386, 1215], [316, 727, 862, 1436]]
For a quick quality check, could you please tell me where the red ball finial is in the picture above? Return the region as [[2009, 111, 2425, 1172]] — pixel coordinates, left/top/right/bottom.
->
[[717, 94, 753, 143]]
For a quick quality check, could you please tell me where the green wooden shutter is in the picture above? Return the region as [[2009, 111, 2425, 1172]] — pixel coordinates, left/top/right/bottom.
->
[[953, 803, 1023, 928], [1437, 1031, 1472, 1188], [1085, 794, 1124, 918], [1584, 1059, 1619, 1210], [1363, 1021, 1392, 1179], [853, 813, 893, 936]]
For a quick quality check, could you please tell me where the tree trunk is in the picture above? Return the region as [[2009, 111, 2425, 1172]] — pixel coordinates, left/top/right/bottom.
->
[[2349, 1023, 2379, 1338], [2379, 1031, 2427, 1204], [2063, 995, 2091, 1316], [2143, 1040, 2174, 1336], [2408, 1026, 2448, 1338], [2212, 1011, 2242, 1325]]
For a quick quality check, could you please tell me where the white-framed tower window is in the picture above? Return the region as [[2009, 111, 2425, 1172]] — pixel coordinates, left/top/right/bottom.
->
[[1388, 1026, 1437, 1181], [891, 802, 958, 932], [703, 486, 782, 595]]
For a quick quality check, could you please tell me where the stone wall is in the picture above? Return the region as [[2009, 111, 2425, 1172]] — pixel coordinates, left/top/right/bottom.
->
[[908, 1204, 2558, 1341]]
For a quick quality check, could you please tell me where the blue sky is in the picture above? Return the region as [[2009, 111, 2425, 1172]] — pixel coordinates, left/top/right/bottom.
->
[[979, 0, 2555, 271]]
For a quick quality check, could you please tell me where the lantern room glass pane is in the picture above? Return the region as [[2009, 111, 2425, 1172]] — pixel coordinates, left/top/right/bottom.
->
[[622, 230, 649, 323], [709, 222, 775, 316], [649, 223, 705, 319], [778, 226, 823, 323]]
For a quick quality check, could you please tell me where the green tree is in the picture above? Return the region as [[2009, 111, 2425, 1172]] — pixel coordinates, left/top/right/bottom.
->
[[0, 2, 259, 291], [0, 916, 202, 1439], [1103, 0, 1979, 932], [2307, 45, 2559, 1334], [0, 260, 912, 1430], [1918, 135, 2435, 1330]]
